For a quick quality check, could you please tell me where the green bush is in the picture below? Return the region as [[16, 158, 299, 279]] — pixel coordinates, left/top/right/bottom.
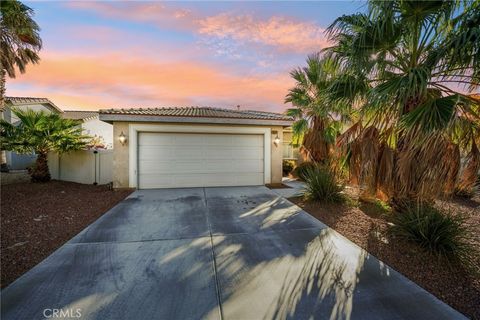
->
[[282, 160, 296, 176], [393, 204, 475, 264], [292, 162, 316, 181], [303, 165, 344, 203]]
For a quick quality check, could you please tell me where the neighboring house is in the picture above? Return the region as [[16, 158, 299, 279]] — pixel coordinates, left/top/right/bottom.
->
[[99, 107, 294, 189], [1, 97, 62, 170], [62, 111, 113, 149]]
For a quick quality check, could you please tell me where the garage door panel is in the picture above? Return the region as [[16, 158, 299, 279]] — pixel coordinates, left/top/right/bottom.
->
[[138, 132, 265, 188], [231, 135, 263, 147], [138, 173, 265, 189], [138, 147, 176, 160], [139, 159, 263, 175], [205, 147, 264, 160], [139, 133, 176, 146]]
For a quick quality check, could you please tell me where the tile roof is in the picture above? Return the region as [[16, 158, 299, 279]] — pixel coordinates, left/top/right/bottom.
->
[[62, 110, 99, 121], [4, 96, 62, 113], [99, 107, 293, 121]]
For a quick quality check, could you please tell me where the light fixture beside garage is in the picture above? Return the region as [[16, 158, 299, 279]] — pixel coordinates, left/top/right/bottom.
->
[[118, 131, 127, 146], [273, 131, 281, 146]]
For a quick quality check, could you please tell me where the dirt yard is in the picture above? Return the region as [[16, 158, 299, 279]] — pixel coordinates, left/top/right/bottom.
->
[[1, 180, 133, 288], [290, 194, 480, 319]]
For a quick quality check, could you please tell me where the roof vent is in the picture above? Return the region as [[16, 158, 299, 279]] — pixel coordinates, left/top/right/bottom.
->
[[236, 105, 240, 110]]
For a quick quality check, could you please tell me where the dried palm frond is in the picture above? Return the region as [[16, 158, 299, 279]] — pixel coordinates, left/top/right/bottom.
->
[[337, 121, 362, 147], [377, 144, 394, 198], [457, 142, 480, 196], [358, 126, 380, 198], [393, 132, 459, 202], [443, 143, 461, 196], [302, 117, 331, 163]]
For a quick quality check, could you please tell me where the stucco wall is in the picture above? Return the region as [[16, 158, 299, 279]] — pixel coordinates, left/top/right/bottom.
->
[[48, 150, 113, 184], [113, 122, 130, 188], [270, 126, 283, 184], [111, 122, 287, 188], [82, 118, 114, 149]]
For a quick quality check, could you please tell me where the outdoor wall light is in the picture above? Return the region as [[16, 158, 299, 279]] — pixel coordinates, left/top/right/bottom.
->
[[118, 131, 127, 146], [273, 131, 281, 146]]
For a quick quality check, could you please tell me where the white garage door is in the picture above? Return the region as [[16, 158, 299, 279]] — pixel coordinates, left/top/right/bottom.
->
[[138, 132, 264, 189]]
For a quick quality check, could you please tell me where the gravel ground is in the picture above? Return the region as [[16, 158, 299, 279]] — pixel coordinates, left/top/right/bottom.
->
[[1, 180, 133, 288], [290, 195, 480, 319]]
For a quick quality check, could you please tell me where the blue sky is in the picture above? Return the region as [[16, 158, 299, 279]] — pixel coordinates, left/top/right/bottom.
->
[[7, 1, 365, 112]]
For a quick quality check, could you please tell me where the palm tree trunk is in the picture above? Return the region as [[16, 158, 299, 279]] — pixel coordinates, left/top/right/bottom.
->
[[0, 68, 5, 110], [304, 116, 330, 163], [0, 68, 8, 172], [30, 151, 51, 182]]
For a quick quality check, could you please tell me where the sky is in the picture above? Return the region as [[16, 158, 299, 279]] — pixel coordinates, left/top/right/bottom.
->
[[6, 1, 365, 112]]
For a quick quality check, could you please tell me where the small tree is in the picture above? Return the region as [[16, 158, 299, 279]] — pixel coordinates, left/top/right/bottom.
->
[[0, 109, 88, 182]]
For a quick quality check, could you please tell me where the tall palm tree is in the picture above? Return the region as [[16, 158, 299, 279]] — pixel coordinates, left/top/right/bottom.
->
[[285, 53, 351, 163], [0, 109, 88, 182], [1, 0, 42, 170], [325, 0, 480, 203], [1, 0, 42, 109]]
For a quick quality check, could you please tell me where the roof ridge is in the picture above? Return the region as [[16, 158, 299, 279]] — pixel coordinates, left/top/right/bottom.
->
[[5, 96, 50, 100], [63, 110, 99, 113]]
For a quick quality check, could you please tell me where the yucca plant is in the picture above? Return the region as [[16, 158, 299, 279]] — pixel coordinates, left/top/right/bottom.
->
[[292, 162, 316, 181], [392, 204, 476, 267], [324, 0, 480, 204], [302, 165, 345, 203], [0, 109, 88, 182]]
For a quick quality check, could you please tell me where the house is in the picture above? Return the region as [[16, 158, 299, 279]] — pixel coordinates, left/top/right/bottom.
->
[[99, 107, 294, 189], [62, 111, 113, 149], [282, 128, 300, 162], [1, 97, 62, 170]]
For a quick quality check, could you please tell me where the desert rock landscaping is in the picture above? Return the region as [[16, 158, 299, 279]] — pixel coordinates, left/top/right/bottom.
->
[[1, 181, 132, 288], [290, 193, 480, 319]]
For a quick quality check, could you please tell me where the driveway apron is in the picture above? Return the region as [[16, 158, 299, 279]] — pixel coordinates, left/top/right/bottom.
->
[[1, 186, 466, 320]]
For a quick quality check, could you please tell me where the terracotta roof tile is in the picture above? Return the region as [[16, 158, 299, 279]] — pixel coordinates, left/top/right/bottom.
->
[[99, 106, 292, 121], [4, 96, 63, 113], [62, 110, 99, 121]]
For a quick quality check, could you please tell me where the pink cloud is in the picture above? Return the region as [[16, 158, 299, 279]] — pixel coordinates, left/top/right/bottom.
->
[[6, 51, 293, 112], [66, 2, 329, 53], [65, 2, 196, 31], [197, 13, 331, 52]]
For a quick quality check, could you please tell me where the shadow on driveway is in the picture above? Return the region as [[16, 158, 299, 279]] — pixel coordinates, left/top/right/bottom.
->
[[1, 186, 466, 320]]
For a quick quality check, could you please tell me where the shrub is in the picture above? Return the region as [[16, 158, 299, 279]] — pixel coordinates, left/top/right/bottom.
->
[[282, 160, 296, 176], [292, 162, 316, 181], [303, 165, 344, 203], [393, 204, 476, 265]]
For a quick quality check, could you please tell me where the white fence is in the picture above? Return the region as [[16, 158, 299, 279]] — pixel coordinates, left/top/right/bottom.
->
[[48, 150, 113, 185]]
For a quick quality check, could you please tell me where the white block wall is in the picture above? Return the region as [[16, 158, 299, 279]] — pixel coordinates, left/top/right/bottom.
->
[[48, 150, 113, 185]]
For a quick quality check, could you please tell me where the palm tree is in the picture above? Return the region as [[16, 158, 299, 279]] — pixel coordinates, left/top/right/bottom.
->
[[1, 0, 42, 109], [325, 0, 480, 203], [285, 53, 351, 163], [1, 0, 41, 171], [0, 109, 88, 182]]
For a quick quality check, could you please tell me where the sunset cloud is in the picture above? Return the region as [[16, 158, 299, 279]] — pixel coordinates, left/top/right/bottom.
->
[[197, 13, 330, 53], [6, 51, 293, 111], [6, 2, 345, 112], [66, 2, 329, 53]]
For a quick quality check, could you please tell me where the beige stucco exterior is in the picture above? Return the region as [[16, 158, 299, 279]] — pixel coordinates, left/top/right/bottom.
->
[[110, 121, 286, 188]]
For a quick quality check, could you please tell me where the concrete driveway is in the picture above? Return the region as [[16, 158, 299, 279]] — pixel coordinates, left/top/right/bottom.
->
[[1, 186, 465, 320]]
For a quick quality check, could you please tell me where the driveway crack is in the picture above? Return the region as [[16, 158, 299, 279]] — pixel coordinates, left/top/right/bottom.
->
[[204, 187, 224, 320]]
